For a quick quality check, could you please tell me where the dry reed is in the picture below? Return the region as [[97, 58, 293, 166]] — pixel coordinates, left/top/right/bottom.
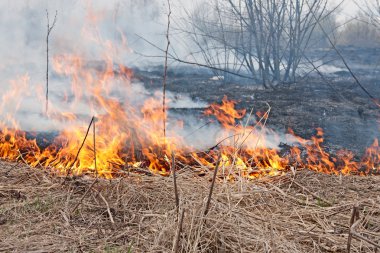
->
[[0, 161, 379, 252]]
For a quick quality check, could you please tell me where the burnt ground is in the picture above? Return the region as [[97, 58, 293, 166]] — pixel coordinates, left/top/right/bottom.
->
[[135, 49, 380, 156]]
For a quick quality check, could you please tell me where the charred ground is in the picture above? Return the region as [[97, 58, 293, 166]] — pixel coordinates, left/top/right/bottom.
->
[[136, 47, 380, 156]]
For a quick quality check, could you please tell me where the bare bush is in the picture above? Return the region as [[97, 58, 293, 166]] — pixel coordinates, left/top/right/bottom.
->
[[337, 0, 380, 48], [185, 0, 332, 88], [359, 0, 380, 28], [339, 17, 380, 48]]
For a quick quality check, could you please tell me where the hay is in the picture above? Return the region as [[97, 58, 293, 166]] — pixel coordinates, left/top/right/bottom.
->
[[0, 161, 379, 252]]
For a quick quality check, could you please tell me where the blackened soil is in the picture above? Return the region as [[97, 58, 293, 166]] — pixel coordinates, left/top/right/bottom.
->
[[136, 67, 380, 156]]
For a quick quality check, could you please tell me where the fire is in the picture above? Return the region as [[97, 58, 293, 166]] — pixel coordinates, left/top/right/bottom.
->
[[204, 95, 246, 128], [361, 139, 380, 173], [198, 97, 379, 178], [0, 9, 378, 179], [0, 74, 379, 178]]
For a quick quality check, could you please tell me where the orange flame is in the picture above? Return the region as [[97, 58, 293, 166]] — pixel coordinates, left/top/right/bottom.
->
[[0, 8, 378, 179]]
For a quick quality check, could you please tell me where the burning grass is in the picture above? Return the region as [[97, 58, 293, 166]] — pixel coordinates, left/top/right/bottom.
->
[[1, 161, 379, 252], [0, 4, 379, 251], [0, 15, 378, 178], [0, 28, 378, 179], [1, 93, 379, 180]]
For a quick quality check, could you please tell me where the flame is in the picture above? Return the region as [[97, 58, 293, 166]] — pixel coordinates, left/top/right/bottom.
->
[[0, 7, 378, 179], [198, 98, 380, 178], [204, 95, 246, 129], [1, 76, 379, 178]]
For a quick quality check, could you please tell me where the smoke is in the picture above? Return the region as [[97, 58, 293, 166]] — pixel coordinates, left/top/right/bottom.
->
[[0, 0, 167, 76], [0, 1, 213, 150], [0, 0, 303, 155], [0, 0, 165, 126]]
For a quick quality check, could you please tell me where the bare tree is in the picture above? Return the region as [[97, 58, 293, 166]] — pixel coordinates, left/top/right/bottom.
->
[[339, 16, 380, 48], [187, 2, 243, 82], [337, 0, 380, 49], [163, 0, 171, 140], [185, 0, 331, 88], [46, 10, 57, 115], [356, 0, 380, 28]]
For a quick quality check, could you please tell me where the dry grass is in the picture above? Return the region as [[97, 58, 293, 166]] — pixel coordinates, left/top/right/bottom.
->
[[0, 161, 379, 252]]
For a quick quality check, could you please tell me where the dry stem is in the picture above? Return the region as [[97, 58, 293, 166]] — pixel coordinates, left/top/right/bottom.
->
[[65, 116, 95, 177], [162, 0, 171, 139], [45, 10, 57, 115], [173, 209, 185, 253], [204, 153, 222, 216], [1, 162, 379, 252], [172, 152, 179, 216]]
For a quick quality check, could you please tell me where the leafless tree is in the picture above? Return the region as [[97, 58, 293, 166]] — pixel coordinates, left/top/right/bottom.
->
[[163, 0, 171, 140], [46, 10, 57, 115], [187, 2, 243, 82], [356, 0, 380, 28], [186, 0, 331, 88], [339, 15, 380, 48], [338, 1, 380, 48]]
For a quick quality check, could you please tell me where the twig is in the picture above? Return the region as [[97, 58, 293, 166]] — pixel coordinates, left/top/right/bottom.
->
[[45, 10, 57, 115], [303, 54, 352, 104], [172, 152, 179, 216], [204, 153, 222, 216], [4, 162, 20, 175], [70, 179, 98, 214], [134, 35, 256, 80], [128, 167, 154, 176], [207, 132, 242, 151], [292, 180, 332, 206], [190, 154, 212, 170], [16, 151, 28, 166], [307, 1, 379, 107], [93, 117, 97, 176], [65, 116, 95, 177], [162, 0, 171, 140], [99, 192, 115, 224], [351, 232, 380, 249], [348, 204, 380, 250], [173, 209, 185, 253], [347, 204, 359, 253], [183, 121, 213, 140]]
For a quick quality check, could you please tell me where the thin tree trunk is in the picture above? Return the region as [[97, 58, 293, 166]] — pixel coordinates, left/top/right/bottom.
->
[[45, 10, 57, 115], [162, 0, 171, 140]]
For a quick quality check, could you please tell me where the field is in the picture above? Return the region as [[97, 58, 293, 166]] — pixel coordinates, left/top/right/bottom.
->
[[1, 161, 379, 252], [1, 46, 380, 252], [1, 0, 380, 251]]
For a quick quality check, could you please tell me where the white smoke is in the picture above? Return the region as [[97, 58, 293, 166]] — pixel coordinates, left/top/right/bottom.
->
[[0, 0, 302, 153]]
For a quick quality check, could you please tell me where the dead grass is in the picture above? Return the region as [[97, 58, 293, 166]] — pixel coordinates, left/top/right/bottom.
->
[[0, 161, 379, 252]]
